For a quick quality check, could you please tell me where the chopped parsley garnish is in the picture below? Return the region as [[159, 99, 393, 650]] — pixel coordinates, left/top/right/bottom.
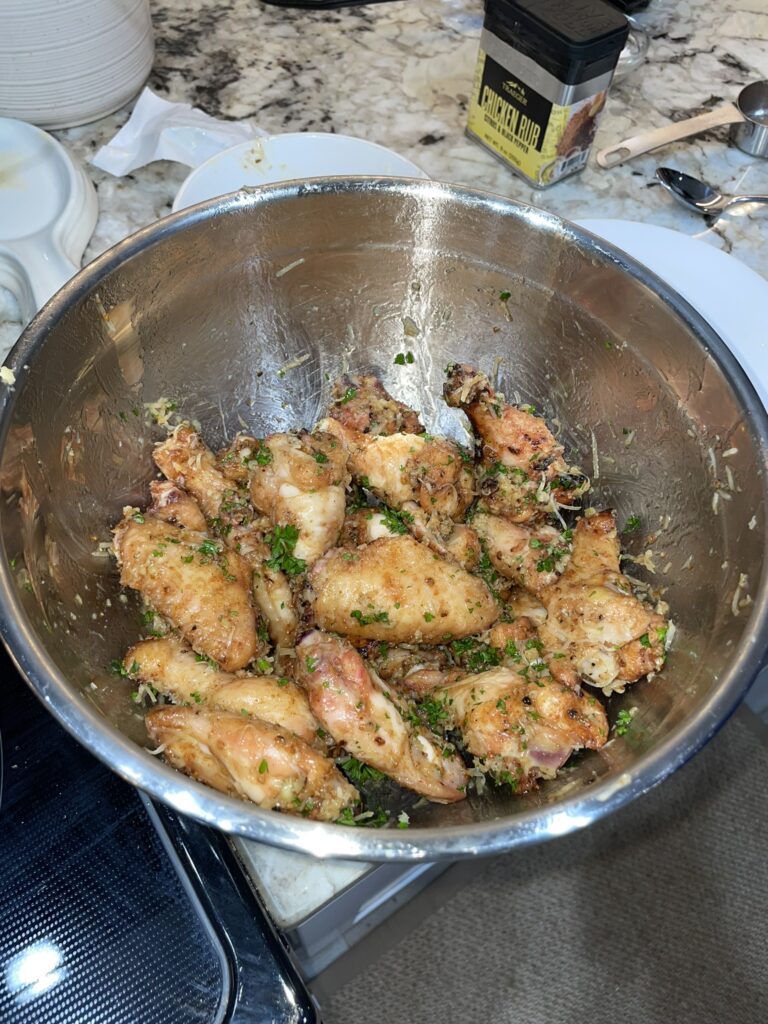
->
[[194, 652, 219, 670], [336, 807, 389, 828], [423, 612, 435, 622], [380, 506, 414, 535], [314, 451, 329, 464], [496, 698, 507, 713], [536, 556, 556, 573], [397, 811, 410, 829], [450, 637, 502, 673], [417, 694, 451, 732], [639, 633, 651, 648], [132, 512, 145, 524], [250, 441, 273, 466], [266, 524, 307, 576], [276, 677, 290, 688], [338, 387, 357, 404], [258, 759, 269, 774], [614, 709, 634, 736], [350, 608, 390, 626], [111, 658, 139, 678], [198, 538, 221, 559], [190, 691, 203, 704], [394, 351, 415, 365], [305, 655, 318, 672], [255, 658, 272, 673], [622, 515, 641, 534], [340, 757, 386, 784], [499, 290, 511, 301]]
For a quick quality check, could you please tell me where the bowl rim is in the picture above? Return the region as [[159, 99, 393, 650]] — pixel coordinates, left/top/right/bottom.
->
[[1, 176, 767, 862]]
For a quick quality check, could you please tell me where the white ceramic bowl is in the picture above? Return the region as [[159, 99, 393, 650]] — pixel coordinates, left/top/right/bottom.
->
[[172, 133, 429, 211]]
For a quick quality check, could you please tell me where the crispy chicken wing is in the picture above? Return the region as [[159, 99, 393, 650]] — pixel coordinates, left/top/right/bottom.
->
[[126, 636, 320, 745], [473, 512, 570, 592], [539, 511, 668, 692], [327, 374, 423, 436], [444, 364, 585, 523], [310, 535, 499, 643], [249, 430, 349, 564], [435, 668, 608, 790], [113, 513, 258, 671], [146, 706, 358, 820], [296, 632, 467, 803]]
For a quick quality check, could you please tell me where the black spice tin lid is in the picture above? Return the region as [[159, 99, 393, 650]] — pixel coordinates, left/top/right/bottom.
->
[[485, 0, 630, 85]]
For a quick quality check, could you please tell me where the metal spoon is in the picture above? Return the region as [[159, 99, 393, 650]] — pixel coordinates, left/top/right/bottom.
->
[[656, 166, 768, 219]]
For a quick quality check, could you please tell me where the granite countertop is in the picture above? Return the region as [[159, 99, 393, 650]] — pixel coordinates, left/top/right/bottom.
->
[[2, 0, 767, 922], [2, 0, 768, 359]]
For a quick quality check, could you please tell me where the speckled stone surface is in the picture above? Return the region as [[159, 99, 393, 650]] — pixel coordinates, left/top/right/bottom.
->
[[2, 0, 768, 923]]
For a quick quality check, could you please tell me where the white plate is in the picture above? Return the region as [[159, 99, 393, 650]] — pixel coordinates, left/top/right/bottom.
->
[[578, 219, 768, 408], [173, 133, 429, 212], [0, 118, 97, 323]]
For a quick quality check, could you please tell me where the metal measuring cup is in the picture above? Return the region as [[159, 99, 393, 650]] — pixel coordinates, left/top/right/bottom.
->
[[597, 80, 768, 168]]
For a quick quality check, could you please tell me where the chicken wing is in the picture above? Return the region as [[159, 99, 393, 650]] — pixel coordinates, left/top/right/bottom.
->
[[473, 512, 570, 592], [295, 632, 467, 803], [319, 420, 473, 523], [538, 511, 668, 692], [126, 636, 320, 745], [249, 430, 349, 564], [154, 425, 297, 649], [310, 535, 499, 643], [113, 513, 258, 671], [145, 706, 358, 820], [148, 480, 207, 532], [444, 364, 585, 523], [434, 668, 608, 790], [154, 423, 234, 522], [327, 374, 423, 436]]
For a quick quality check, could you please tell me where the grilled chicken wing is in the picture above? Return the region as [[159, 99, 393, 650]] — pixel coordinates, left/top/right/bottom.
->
[[126, 636, 319, 745], [249, 431, 349, 564], [539, 511, 668, 692], [310, 535, 498, 643], [296, 632, 467, 803], [444, 364, 585, 523], [435, 668, 608, 790], [113, 513, 258, 671], [473, 512, 570, 592], [327, 374, 423, 436], [145, 706, 358, 820]]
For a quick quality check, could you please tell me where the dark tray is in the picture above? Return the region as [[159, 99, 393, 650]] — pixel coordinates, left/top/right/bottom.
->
[[0, 649, 319, 1024]]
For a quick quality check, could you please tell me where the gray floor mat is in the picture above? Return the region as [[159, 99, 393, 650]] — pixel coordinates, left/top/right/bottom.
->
[[321, 711, 768, 1024]]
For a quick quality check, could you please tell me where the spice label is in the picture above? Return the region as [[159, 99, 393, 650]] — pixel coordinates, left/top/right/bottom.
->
[[467, 48, 606, 187]]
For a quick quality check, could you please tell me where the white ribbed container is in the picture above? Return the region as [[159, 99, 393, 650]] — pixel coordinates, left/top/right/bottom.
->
[[0, 0, 154, 129]]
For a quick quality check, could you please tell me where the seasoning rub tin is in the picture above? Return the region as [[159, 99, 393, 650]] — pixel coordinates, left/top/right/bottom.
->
[[467, 0, 629, 188]]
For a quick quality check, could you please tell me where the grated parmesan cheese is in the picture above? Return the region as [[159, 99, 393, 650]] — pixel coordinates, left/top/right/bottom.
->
[[277, 352, 311, 374], [275, 257, 305, 278]]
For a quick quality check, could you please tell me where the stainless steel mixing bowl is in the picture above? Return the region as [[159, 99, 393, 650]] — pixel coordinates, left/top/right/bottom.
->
[[1, 178, 767, 861]]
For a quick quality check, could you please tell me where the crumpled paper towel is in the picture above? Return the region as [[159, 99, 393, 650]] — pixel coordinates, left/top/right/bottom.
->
[[91, 87, 266, 175]]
